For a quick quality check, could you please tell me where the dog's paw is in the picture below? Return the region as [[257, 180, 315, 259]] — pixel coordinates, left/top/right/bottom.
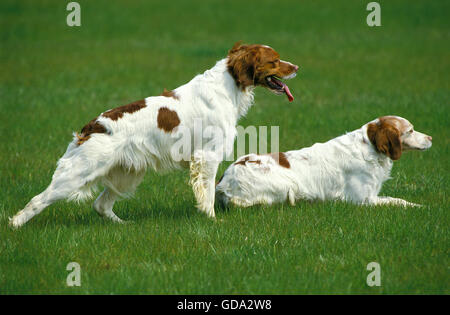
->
[[9, 215, 24, 229]]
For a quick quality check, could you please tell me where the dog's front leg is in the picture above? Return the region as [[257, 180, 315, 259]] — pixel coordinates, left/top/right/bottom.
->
[[189, 151, 220, 218]]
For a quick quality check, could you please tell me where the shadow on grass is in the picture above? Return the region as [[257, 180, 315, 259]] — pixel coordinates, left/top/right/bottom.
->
[[3, 192, 421, 231], [3, 199, 206, 230]]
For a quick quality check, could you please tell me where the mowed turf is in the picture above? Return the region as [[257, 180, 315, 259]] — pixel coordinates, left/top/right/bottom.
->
[[0, 0, 448, 294]]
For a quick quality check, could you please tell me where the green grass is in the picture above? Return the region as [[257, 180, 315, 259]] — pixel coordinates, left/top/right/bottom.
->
[[0, 0, 448, 294]]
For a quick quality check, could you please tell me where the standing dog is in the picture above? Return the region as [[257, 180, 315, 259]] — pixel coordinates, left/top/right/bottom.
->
[[216, 116, 432, 207], [10, 42, 299, 227]]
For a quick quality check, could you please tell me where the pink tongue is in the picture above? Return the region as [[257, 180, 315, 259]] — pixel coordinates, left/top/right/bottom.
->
[[281, 82, 294, 102]]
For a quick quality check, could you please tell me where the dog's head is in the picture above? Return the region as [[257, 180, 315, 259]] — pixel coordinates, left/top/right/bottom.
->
[[367, 116, 432, 160], [227, 42, 299, 102]]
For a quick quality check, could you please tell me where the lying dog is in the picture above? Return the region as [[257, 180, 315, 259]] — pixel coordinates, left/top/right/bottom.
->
[[216, 116, 432, 207], [10, 42, 299, 228]]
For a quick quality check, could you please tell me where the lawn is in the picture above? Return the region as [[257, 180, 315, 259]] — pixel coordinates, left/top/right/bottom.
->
[[0, 0, 448, 294]]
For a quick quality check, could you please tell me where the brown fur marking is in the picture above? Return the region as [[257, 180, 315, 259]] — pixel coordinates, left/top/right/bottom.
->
[[268, 152, 290, 168], [234, 156, 261, 166], [161, 88, 179, 100], [102, 99, 146, 121], [367, 120, 402, 160], [76, 117, 107, 145], [77, 99, 146, 146], [157, 107, 180, 132], [233, 152, 290, 168]]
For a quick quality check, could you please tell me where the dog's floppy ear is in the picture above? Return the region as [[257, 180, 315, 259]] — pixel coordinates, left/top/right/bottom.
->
[[367, 122, 402, 160], [227, 42, 256, 89], [229, 41, 244, 54]]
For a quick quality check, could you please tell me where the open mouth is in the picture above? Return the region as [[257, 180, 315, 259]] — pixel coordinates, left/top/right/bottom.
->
[[265, 76, 294, 102]]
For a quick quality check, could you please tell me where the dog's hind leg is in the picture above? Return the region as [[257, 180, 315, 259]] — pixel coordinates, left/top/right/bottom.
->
[[93, 166, 146, 222], [10, 142, 115, 228], [372, 196, 422, 207], [93, 188, 122, 222], [9, 166, 94, 228]]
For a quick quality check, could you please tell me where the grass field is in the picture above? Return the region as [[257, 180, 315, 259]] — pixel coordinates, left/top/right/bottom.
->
[[0, 0, 448, 294]]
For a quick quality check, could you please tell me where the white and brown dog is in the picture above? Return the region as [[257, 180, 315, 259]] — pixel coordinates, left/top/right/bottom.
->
[[216, 116, 432, 208], [10, 42, 299, 228]]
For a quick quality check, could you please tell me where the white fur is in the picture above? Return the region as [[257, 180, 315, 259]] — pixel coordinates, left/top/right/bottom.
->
[[216, 116, 432, 208], [10, 58, 255, 228]]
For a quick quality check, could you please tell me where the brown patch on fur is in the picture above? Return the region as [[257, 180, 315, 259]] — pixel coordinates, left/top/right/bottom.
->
[[76, 117, 107, 145], [268, 152, 290, 168], [233, 152, 290, 168], [234, 158, 247, 166], [234, 156, 262, 166], [227, 42, 298, 90], [157, 107, 180, 132], [378, 116, 409, 133], [76, 99, 146, 145], [102, 99, 146, 121], [161, 88, 179, 100], [367, 121, 402, 160]]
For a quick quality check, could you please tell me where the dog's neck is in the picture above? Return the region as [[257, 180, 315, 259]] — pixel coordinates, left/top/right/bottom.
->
[[190, 58, 255, 120]]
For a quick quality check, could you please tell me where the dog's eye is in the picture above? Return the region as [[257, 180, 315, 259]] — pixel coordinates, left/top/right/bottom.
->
[[409, 129, 413, 133]]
